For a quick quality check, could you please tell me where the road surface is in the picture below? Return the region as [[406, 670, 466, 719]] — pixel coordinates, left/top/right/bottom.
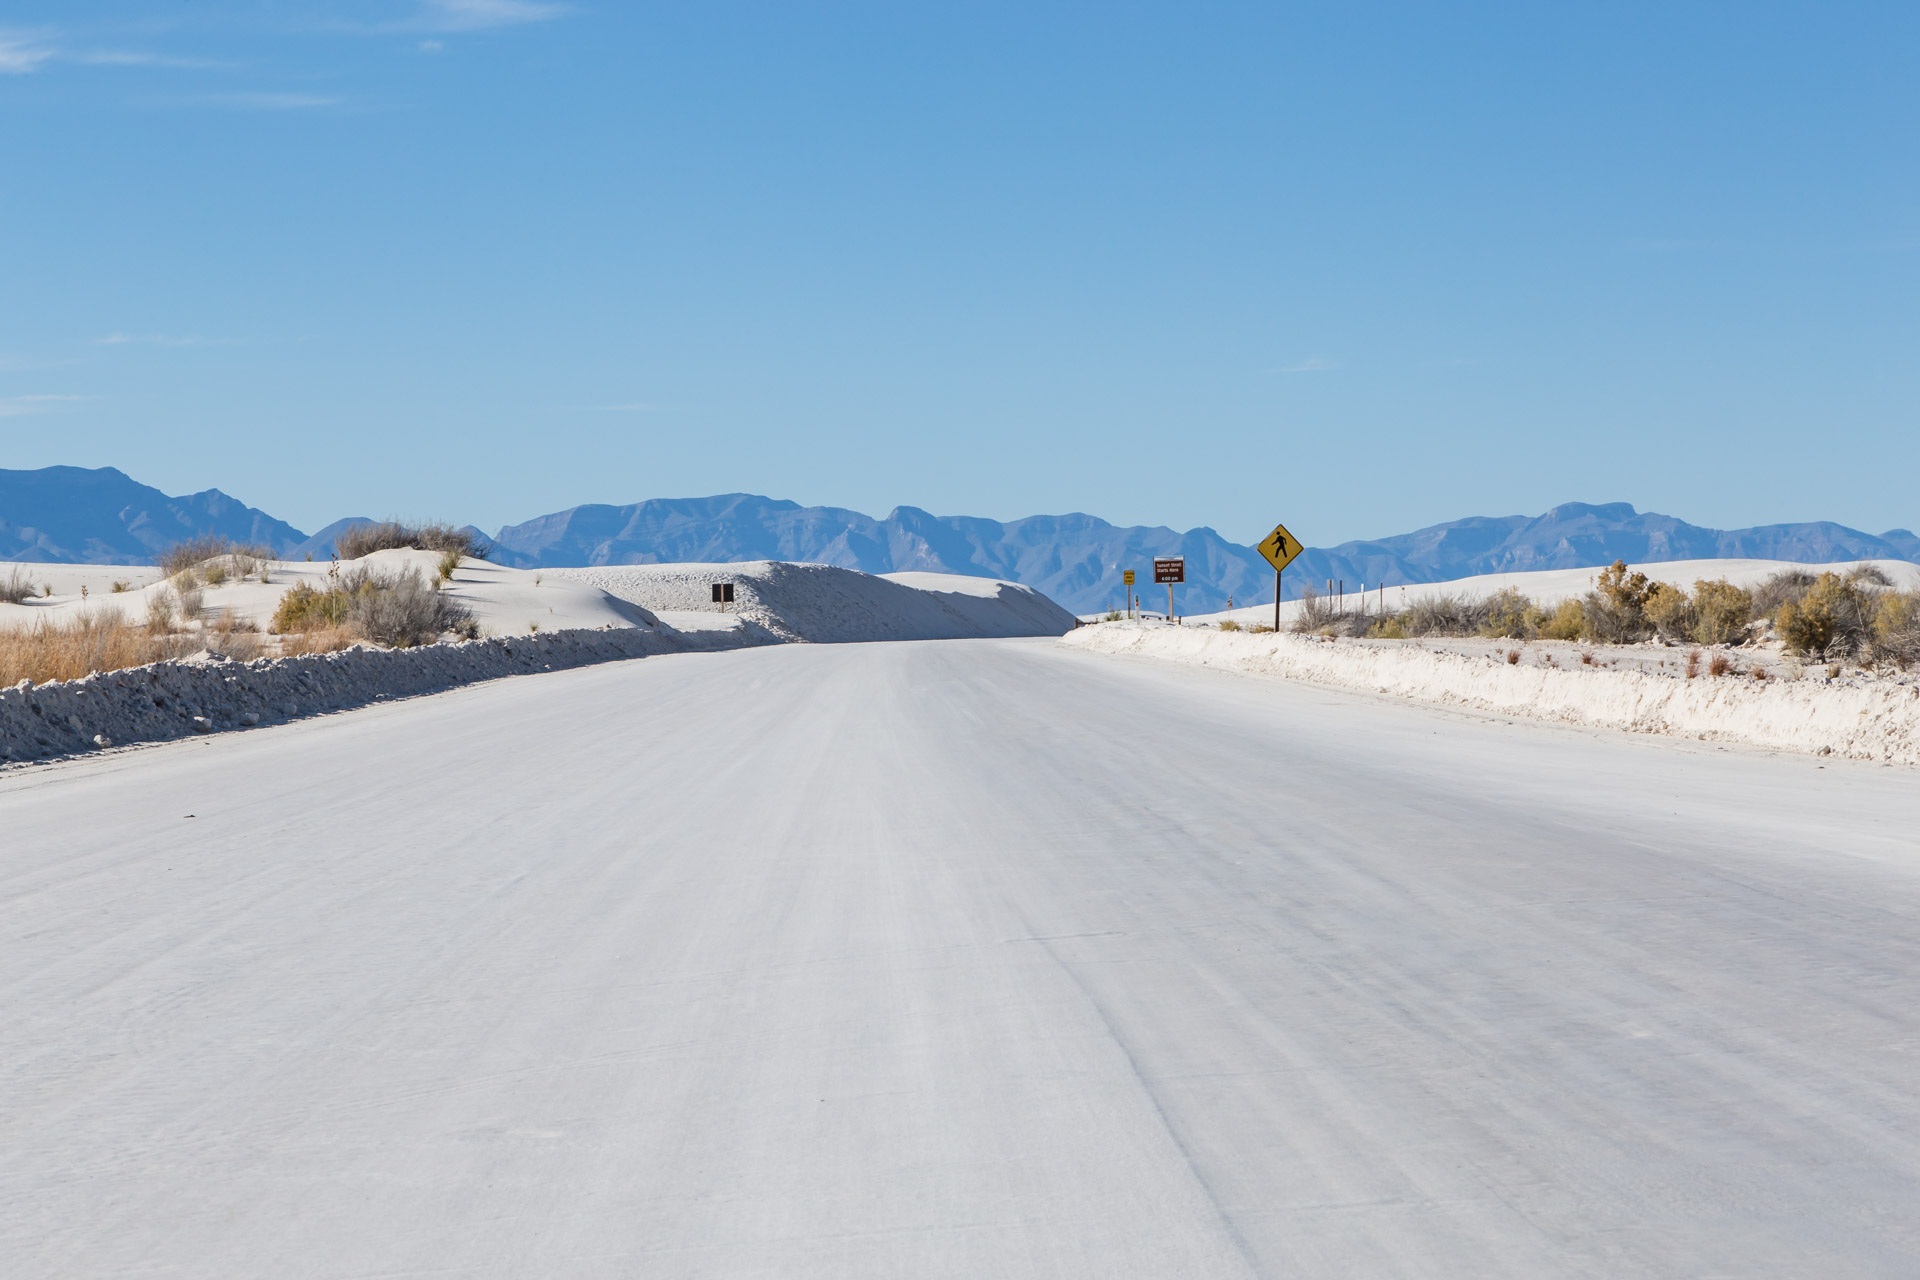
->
[[5, 638, 1919, 1276]]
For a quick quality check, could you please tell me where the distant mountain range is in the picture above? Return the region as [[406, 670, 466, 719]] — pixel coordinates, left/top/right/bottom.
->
[[3, 466, 1915, 614]]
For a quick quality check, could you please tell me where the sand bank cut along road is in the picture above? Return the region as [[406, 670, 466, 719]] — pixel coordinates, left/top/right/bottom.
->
[[5, 638, 1920, 1277]]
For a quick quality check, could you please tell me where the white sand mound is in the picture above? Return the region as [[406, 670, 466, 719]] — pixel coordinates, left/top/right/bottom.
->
[[552, 562, 1077, 642], [1193, 557, 1920, 628], [0, 551, 657, 638], [1063, 623, 1920, 765]]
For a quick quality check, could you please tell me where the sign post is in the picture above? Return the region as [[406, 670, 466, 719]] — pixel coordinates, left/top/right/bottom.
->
[[1154, 558, 1184, 622], [1122, 568, 1135, 619], [1257, 522, 1304, 632]]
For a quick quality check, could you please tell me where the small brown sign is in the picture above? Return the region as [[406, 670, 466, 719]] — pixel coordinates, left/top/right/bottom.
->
[[711, 583, 734, 604], [1153, 558, 1184, 585]]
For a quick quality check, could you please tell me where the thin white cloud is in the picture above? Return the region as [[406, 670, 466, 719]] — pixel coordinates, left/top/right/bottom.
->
[[202, 92, 342, 110], [74, 50, 228, 70], [96, 332, 249, 347], [419, 40, 445, 53], [415, 0, 570, 31], [0, 33, 54, 74], [1272, 356, 1338, 375], [0, 394, 91, 417]]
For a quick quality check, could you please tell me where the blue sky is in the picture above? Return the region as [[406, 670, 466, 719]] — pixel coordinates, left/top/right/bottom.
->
[[1, 2, 1915, 545]]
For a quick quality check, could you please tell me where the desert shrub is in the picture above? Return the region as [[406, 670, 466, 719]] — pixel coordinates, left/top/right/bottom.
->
[[1872, 591, 1920, 668], [110, 579, 132, 593], [1405, 593, 1491, 637], [1643, 581, 1695, 642], [145, 589, 177, 635], [1, 566, 34, 605], [271, 580, 352, 633], [1218, 619, 1242, 632], [350, 566, 469, 646], [203, 561, 229, 586], [1582, 560, 1653, 642], [1539, 598, 1586, 640], [270, 565, 469, 648], [158, 533, 231, 580], [1751, 569, 1816, 619], [1690, 579, 1753, 646], [176, 587, 205, 622], [1574, 591, 1651, 644], [336, 521, 490, 561], [1291, 586, 1336, 634], [1368, 617, 1408, 639], [1597, 560, 1651, 613], [1775, 573, 1877, 657], [437, 549, 463, 582], [1478, 588, 1539, 639], [1848, 563, 1893, 586]]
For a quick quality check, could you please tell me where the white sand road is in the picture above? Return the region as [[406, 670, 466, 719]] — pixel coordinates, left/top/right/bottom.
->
[[5, 639, 1920, 1276]]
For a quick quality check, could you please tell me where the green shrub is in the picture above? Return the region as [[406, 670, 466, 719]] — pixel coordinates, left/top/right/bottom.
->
[[272, 565, 470, 648], [1478, 587, 1536, 639], [1690, 578, 1753, 645], [1872, 591, 1920, 668], [1643, 581, 1695, 641], [1540, 598, 1586, 640], [1776, 573, 1876, 657], [1368, 617, 1408, 639], [271, 580, 352, 633]]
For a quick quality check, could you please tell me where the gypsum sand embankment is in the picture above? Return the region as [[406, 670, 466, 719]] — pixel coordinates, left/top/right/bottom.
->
[[1060, 623, 1920, 765], [0, 627, 685, 764]]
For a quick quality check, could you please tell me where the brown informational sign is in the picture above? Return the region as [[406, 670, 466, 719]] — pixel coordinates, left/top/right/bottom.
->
[[1154, 558, 1184, 584], [710, 583, 734, 604]]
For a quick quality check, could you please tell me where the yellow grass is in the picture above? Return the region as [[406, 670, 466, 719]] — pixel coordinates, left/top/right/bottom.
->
[[0, 609, 194, 686]]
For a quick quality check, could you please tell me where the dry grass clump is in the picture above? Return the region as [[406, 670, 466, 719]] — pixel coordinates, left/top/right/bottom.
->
[[278, 626, 361, 656], [336, 521, 490, 562], [271, 564, 474, 648], [0, 609, 196, 686], [1, 566, 36, 605], [1218, 618, 1242, 632]]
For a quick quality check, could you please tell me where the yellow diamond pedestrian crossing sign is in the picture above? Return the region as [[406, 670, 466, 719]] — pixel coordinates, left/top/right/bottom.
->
[[1258, 522, 1303, 572]]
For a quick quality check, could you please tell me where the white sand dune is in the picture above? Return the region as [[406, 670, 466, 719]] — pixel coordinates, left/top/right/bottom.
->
[[553, 561, 1077, 642], [0, 554, 1074, 645]]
